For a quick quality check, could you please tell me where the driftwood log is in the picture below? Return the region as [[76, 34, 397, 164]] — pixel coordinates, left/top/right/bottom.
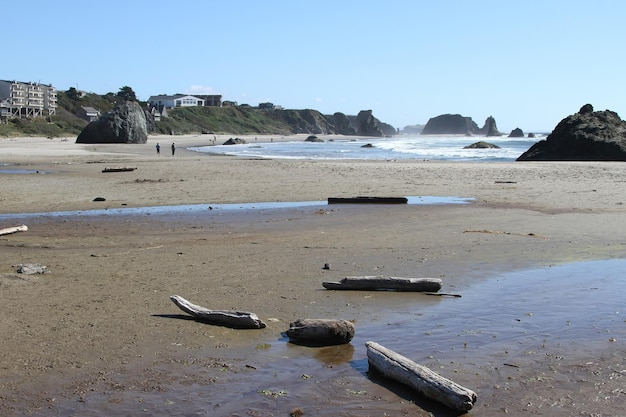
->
[[170, 295, 266, 329], [323, 276, 442, 292], [286, 318, 355, 346], [102, 167, 137, 173], [328, 196, 408, 204], [0, 224, 28, 236], [366, 341, 477, 412]]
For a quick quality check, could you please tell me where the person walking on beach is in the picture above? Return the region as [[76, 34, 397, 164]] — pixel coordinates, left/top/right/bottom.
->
[[171, 143, 175, 156], [156, 143, 160, 155]]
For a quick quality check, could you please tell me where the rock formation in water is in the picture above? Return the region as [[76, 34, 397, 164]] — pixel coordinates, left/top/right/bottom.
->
[[76, 101, 148, 144], [479, 116, 502, 136], [509, 128, 524, 137], [464, 141, 500, 149], [421, 114, 479, 135], [516, 104, 626, 161]]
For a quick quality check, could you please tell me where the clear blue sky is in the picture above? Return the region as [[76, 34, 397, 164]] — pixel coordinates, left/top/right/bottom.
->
[[5, 0, 625, 132]]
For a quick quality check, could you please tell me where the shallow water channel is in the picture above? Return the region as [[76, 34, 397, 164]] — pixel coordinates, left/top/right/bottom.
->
[[41, 258, 625, 416]]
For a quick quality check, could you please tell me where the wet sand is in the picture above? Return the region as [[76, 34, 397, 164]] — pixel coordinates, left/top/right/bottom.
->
[[1, 135, 625, 416]]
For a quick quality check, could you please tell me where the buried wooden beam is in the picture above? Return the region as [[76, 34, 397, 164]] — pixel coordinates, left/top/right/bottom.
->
[[323, 276, 442, 292], [366, 341, 477, 412], [169, 295, 266, 329]]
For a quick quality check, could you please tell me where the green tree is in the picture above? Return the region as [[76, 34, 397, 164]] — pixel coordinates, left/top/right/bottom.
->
[[116, 86, 137, 102], [65, 87, 81, 101]]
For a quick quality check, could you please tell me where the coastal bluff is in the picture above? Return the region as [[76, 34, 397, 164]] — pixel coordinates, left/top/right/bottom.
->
[[517, 104, 626, 161], [421, 114, 502, 136]]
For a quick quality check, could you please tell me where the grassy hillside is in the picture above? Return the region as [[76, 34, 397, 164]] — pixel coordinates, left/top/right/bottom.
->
[[155, 106, 297, 135], [1, 89, 392, 137]]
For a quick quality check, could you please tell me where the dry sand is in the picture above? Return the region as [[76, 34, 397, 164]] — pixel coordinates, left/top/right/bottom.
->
[[1, 134, 625, 416]]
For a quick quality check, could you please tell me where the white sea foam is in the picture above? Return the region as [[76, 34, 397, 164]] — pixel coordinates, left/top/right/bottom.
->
[[189, 134, 543, 162]]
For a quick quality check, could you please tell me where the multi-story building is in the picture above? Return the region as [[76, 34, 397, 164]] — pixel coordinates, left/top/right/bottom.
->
[[0, 80, 57, 121]]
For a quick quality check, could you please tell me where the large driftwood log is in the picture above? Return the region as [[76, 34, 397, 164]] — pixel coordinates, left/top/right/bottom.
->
[[323, 276, 442, 292], [286, 318, 355, 346], [0, 225, 28, 236], [170, 295, 266, 329], [366, 341, 477, 412], [328, 196, 408, 204]]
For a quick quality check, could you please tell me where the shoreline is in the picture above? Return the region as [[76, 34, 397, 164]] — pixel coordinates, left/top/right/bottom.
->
[[1, 135, 625, 415]]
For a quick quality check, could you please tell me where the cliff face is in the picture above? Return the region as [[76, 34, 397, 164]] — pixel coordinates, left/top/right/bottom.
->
[[161, 106, 395, 137]]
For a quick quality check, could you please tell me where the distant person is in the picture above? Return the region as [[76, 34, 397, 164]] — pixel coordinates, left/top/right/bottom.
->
[[171, 143, 175, 156], [156, 143, 160, 155]]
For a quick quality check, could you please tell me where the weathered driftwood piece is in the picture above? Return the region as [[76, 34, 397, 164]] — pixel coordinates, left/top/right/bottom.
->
[[0, 224, 28, 236], [323, 276, 442, 292], [328, 196, 408, 204], [286, 318, 355, 346], [102, 167, 137, 173], [16, 263, 48, 274], [170, 295, 266, 329], [366, 341, 477, 412]]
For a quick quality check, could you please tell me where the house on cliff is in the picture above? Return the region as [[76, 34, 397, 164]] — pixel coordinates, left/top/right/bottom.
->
[[148, 94, 205, 109]]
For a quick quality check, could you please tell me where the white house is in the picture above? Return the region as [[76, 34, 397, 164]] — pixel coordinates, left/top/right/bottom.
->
[[147, 94, 205, 109]]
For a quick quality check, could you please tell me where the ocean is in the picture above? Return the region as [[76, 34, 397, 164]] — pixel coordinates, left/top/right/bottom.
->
[[189, 134, 544, 162]]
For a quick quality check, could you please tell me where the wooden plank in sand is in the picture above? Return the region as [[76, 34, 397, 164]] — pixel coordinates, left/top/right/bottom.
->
[[0, 224, 28, 236], [323, 276, 442, 292], [328, 196, 408, 204], [170, 295, 266, 329], [366, 341, 477, 412]]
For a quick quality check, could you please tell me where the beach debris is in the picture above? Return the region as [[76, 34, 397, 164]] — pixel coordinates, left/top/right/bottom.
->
[[102, 167, 137, 173], [0, 224, 28, 236], [424, 292, 462, 298], [323, 276, 442, 292], [366, 341, 477, 412], [328, 196, 408, 204], [93, 197, 106, 201], [463, 229, 543, 238], [169, 295, 266, 329], [15, 263, 49, 275], [322, 263, 331, 270], [286, 318, 355, 346]]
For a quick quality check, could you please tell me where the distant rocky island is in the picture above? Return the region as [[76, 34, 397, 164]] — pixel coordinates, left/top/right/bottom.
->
[[421, 114, 502, 136]]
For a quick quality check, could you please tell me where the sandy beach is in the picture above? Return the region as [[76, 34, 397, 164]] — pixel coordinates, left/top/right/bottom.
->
[[1, 134, 625, 416]]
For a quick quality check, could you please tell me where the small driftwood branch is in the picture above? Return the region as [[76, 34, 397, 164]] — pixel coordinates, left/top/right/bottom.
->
[[102, 167, 137, 173], [170, 295, 266, 329], [0, 224, 28, 236], [286, 318, 355, 346], [366, 341, 477, 412], [323, 276, 442, 292]]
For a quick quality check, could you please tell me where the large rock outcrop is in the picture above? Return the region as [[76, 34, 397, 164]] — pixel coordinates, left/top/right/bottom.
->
[[355, 110, 395, 137], [421, 114, 479, 135], [479, 116, 502, 136], [516, 104, 626, 161], [421, 114, 502, 136], [76, 101, 148, 144]]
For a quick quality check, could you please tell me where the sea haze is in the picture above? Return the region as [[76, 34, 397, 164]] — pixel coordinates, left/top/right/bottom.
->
[[189, 135, 542, 162]]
